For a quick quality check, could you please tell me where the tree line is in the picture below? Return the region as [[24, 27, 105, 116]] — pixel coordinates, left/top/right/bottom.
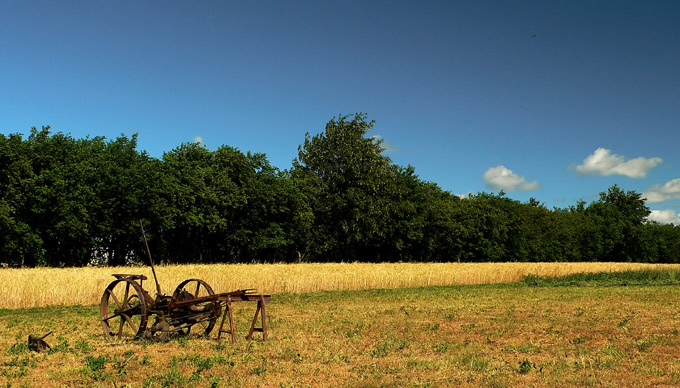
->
[[1, 114, 678, 267]]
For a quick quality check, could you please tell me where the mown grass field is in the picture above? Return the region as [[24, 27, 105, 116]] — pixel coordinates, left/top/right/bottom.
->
[[2, 267, 680, 387]]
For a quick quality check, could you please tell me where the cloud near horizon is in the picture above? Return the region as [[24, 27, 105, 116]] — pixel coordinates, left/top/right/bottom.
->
[[576, 148, 662, 178], [643, 178, 680, 203], [648, 209, 680, 225], [483, 165, 538, 192], [193, 136, 204, 145]]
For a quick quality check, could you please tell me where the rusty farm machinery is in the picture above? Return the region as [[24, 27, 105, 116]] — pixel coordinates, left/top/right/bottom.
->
[[99, 223, 270, 343]]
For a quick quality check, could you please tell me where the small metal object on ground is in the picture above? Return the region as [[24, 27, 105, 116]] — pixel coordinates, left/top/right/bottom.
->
[[28, 332, 52, 352]]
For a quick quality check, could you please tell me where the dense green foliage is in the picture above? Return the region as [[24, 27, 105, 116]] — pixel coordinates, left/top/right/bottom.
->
[[1, 115, 679, 266]]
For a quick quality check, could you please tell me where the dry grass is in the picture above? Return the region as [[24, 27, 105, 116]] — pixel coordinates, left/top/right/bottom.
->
[[2, 284, 680, 387], [1, 262, 678, 309]]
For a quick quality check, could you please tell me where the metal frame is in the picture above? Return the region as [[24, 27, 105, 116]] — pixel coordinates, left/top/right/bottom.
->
[[98, 222, 270, 342]]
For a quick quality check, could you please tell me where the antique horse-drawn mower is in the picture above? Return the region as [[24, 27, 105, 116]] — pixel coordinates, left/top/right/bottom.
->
[[99, 223, 270, 343]]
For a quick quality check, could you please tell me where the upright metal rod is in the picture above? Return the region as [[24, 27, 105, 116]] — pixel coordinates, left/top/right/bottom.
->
[[139, 220, 162, 296]]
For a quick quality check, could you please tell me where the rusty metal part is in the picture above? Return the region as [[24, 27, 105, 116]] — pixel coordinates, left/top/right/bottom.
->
[[171, 279, 220, 336], [246, 295, 268, 341], [139, 221, 162, 296], [100, 278, 149, 339], [28, 332, 52, 352]]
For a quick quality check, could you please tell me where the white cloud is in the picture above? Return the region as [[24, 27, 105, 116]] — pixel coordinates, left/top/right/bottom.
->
[[643, 178, 680, 203], [193, 136, 204, 145], [456, 192, 473, 199], [483, 165, 539, 192], [648, 209, 680, 225], [372, 135, 397, 152], [575, 147, 662, 178]]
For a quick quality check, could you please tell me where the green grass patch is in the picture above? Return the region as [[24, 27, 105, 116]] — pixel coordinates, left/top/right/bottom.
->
[[522, 269, 680, 287]]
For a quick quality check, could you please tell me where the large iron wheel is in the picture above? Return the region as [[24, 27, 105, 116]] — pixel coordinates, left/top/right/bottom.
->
[[100, 279, 148, 339], [172, 278, 220, 336]]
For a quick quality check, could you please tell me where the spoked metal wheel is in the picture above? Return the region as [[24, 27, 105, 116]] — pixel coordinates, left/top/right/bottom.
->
[[172, 279, 220, 336], [100, 279, 148, 339]]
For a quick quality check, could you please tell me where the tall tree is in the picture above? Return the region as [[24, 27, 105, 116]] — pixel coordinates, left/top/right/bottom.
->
[[584, 185, 651, 261], [292, 113, 401, 260], [90, 134, 156, 266], [0, 132, 42, 266]]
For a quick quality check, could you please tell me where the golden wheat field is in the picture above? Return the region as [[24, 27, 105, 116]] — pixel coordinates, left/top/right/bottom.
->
[[2, 262, 678, 309]]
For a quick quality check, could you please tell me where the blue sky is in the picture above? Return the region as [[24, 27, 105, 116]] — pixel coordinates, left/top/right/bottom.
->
[[1, 1, 679, 223]]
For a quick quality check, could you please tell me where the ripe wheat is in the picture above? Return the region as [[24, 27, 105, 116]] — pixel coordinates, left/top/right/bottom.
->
[[2, 262, 677, 309]]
